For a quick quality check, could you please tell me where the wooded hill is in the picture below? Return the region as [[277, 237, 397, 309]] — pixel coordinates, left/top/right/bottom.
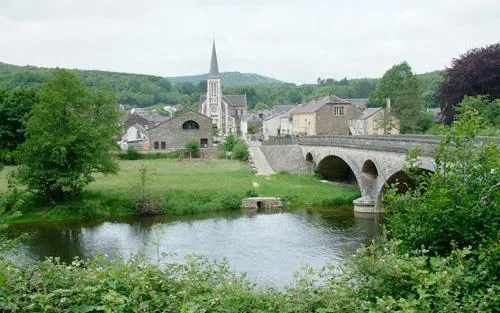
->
[[166, 71, 284, 85], [0, 61, 442, 110]]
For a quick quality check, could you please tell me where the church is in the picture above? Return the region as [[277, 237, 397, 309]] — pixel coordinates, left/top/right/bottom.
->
[[200, 42, 247, 136]]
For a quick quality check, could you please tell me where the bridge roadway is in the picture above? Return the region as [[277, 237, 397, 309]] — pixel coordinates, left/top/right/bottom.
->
[[260, 135, 499, 213]]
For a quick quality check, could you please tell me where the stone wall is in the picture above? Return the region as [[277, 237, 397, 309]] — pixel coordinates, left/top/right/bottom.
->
[[149, 111, 213, 150], [260, 145, 311, 174]]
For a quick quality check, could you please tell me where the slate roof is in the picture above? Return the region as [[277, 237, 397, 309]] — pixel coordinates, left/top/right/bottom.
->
[[346, 99, 368, 110], [209, 41, 219, 78], [137, 112, 169, 123], [224, 95, 247, 107], [292, 95, 351, 114], [356, 108, 383, 120], [199, 94, 247, 107]]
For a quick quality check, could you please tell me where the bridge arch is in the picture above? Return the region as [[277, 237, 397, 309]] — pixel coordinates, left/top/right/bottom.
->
[[361, 159, 379, 182], [316, 155, 359, 185], [378, 167, 435, 199]]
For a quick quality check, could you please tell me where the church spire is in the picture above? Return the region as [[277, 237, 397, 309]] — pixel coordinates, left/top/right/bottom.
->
[[209, 41, 219, 78]]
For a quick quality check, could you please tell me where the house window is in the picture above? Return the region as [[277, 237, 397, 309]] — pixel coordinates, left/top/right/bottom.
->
[[161, 141, 166, 150], [334, 106, 344, 116], [182, 120, 200, 130], [153, 141, 159, 150]]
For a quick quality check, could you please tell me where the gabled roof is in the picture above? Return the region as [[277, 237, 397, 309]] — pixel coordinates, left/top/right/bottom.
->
[[209, 41, 219, 78], [346, 99, 368, 110], [137, 112, 169, 123], [150, 110, 212, 130], [356, 108, 383, 120], [199, 94, 247, 108], [223, 95, 247, 107], [292, 95, 351, 114]]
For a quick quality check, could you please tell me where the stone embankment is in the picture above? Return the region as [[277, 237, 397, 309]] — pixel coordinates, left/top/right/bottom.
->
[[248, 147, 275, 175], [260, 145, 311, 174]]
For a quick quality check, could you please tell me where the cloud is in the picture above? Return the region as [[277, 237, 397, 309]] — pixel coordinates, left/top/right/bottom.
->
[[0, 0, 499, 83]]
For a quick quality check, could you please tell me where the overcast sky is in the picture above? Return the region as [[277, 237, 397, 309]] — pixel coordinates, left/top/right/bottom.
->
[[1, 0, 499, 84]]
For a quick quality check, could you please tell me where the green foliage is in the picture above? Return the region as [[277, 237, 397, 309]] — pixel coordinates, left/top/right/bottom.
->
[[222, 135, 238, 152], [184, 139, 200, 158], [118, 150, 183, 160], [457, 95, 500, 128], [232, 140, 249, 161], [134, 166, 161, 216], [368, 61, 425, 133], [167, 71, 284, 86], [385, 106, 499, 255], [123, 147, 140, 160], [0, 87, 38, 165], [14, 69, 120, 201]]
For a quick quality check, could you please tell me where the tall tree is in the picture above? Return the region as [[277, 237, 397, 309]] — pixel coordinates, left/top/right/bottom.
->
[[15, 69, 120, 200], [437, 43, 500, 124], [0, 87, 38, 153], [368, 62, 424, 133]]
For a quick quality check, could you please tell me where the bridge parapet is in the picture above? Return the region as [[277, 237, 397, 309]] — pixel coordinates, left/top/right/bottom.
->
[[299, 135, 440, 156]]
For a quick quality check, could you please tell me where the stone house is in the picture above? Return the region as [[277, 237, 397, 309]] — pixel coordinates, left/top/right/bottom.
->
[[349, 107, 400, 135], [149, 110, 213, 150], [262, 105, 296, 140], [291, 95, 357, 136]]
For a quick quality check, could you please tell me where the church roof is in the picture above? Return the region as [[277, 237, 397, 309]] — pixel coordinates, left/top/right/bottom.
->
[[199, 94, 247, 107], [292, 95, 351, 114], [209, 41, 219, 78], [224, 95, 247, 107]]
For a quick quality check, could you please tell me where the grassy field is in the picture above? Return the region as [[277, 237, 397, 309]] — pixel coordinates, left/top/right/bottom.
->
[[1, 159, 360, 222]]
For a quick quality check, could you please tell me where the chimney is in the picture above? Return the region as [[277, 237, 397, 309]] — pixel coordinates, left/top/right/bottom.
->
[[386, 98, 391, 113]]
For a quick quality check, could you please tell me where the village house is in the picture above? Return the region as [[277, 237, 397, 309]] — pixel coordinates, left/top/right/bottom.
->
[[291, 95, 357, 136], [149, 110, 213, 150], [119, 110, 213, 150], [120, 111, 169, 150], [262, 105, 296, 140], [348, 101, 400, 135]]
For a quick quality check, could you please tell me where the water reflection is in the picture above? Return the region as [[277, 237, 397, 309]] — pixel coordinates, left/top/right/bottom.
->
[[8, 208, 381, 286]]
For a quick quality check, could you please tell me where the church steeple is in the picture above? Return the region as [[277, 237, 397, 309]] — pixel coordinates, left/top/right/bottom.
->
[[209, 41, 219, 78]]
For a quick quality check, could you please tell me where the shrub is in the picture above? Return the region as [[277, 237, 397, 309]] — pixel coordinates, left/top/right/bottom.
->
[[385, 106, 500, 254], [123, 147, 140, 160], [232, 140, 249, 161], [185, 139, 200, 158]]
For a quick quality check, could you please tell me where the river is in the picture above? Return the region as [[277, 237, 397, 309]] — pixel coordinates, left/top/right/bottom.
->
[[7, 206, 381, 287]]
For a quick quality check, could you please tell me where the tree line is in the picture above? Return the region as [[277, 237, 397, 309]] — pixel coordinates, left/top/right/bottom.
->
[[0, 61, 441, 111]]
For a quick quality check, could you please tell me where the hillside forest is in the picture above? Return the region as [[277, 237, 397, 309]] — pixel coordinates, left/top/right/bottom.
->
[[0, 61, 443, 111]]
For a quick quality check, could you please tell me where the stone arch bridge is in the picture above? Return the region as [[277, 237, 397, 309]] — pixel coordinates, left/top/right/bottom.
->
[[260, 135, 443, 213]]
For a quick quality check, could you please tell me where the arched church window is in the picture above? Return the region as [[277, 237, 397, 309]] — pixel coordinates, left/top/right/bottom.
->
[[182, 120, 200, 130]]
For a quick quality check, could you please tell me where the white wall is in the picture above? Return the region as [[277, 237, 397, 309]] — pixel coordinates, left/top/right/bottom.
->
[[263, 115, 282, 140]]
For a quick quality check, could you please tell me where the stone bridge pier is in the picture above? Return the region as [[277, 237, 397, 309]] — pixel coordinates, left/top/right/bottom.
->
[[300, 146, 435, 213]]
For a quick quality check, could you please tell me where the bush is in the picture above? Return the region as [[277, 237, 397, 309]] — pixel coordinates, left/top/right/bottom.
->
[[185, 139, 200, 158], [122, 147, 140, 160], [232, 140, 249, 161], [384, 107, 500, 255]]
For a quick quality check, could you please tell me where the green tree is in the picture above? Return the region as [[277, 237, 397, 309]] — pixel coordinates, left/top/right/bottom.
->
[[232, 140, 249, 160], [384, 105, 499, 254], [0, 87, 38, 164], [15, 69, 120, 200], [185, 139, 200, 158], [368, 62, 424, 133]]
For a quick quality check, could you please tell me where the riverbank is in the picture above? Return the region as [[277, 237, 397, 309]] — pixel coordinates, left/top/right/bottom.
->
[[1, 159, 360, 224]]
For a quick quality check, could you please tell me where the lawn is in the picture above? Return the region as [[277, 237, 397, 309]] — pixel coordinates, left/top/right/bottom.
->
[[2, 159, 360, 222]]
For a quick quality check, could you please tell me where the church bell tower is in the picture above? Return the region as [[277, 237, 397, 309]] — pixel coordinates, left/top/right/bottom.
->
[[206, 41, 223, 131]]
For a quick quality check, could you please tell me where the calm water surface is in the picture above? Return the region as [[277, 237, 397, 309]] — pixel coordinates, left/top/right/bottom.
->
[[8, 207, 381, 287]]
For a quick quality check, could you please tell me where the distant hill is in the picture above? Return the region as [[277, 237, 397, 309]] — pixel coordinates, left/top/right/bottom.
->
[[166, 72, 285, 86]]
